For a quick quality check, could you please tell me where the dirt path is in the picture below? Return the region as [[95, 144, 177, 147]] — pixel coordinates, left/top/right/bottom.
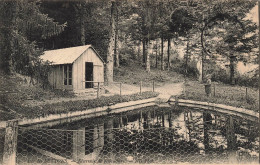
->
[[105, 82, 184, 98], [156, 82, 184, 96]]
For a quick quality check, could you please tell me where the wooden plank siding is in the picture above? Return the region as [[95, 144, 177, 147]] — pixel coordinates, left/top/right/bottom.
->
[[72, 48, 104, 90], [48, 65, 73, 90]]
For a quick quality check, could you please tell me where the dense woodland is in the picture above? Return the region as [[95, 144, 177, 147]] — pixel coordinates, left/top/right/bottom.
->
[[0, 0, 258, 87]]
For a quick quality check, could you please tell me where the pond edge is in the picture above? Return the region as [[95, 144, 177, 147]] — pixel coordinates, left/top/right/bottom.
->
[[0, 97, 258, 128]]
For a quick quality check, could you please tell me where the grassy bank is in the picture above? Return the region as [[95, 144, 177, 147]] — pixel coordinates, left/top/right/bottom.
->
[[114, 63, 185, 87], [180, 81, 259, 112], [2, 91, 158, 120], [0, 72, 75, 121]]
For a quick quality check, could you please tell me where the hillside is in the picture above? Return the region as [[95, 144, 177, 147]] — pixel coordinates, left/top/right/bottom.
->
[[114, 63, 185, 87], [0, 72, 75, 121]]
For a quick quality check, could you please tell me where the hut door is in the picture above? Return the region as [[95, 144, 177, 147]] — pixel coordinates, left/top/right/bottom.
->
[[85, 62, 93, 88]]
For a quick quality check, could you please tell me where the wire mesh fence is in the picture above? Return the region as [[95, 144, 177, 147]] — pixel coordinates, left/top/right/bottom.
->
[[94, 117, 259, 164], [15, 113, 259, 164], [17, 127, 82, 164]]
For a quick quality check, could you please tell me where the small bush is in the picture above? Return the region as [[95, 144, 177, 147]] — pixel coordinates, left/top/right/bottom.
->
[[52, 89, 75, 98], [119, 46, 136, 66], [172, 60, 199, 79], [211, 67, 230, 84], [235, 74, 258, 88], [207, 63, 257, 88]]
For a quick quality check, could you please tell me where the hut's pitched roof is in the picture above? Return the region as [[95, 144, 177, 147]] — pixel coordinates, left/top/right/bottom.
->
[[41, 45, 104, 65]]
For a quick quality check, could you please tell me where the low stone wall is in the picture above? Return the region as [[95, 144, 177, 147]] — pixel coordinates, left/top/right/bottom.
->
[[1, 96, 258, 128], [169, 98, 259, 122]]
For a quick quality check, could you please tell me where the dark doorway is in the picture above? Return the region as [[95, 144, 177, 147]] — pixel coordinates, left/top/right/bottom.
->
[[85, 62, 93, 88]]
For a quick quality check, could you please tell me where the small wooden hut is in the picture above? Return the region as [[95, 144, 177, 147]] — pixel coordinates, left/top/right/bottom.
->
[[41, 45, 104, 91]]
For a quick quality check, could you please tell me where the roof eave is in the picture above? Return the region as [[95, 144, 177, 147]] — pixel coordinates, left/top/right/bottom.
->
[[72, 45, 105, 64]]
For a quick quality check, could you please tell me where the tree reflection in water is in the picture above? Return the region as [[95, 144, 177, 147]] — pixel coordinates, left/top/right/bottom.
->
[[48, 106, 259, 164]]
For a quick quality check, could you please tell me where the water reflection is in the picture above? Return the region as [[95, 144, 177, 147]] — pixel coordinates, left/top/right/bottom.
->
[[19, 106, 259, 164]]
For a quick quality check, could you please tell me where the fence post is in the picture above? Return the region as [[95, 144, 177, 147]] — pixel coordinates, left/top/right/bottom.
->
[[152, 81, 155, 92], [97, 82, 100, 98], [3, 120, 18, 165], [106, 118, 115, 162], [175, 96, 179, 106], [120, 83, 122, 96], [72, 128, 85, 162], [213, 84, 216, 97], [246, 87, 248, 101], [226, 116, 237, 163], [140, 81, 142, 94]]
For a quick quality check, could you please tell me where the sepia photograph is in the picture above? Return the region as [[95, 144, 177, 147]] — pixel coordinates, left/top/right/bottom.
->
[[0, 0, 259, 164]]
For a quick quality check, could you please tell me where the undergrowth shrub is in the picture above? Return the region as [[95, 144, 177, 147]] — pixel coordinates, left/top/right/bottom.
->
[[172, 60, 199, 79], [211, 67, 230, 84], [235, 74, 258, 88], [206, 62, 257, 88]]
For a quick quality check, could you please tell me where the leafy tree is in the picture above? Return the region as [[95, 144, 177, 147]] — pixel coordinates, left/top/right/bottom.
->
[[0, 0, 16, 74], [118, 0, 161, 72], [0, 0, 66, 78], [169, 0, 257, 84], [200, 1, 257, 84]]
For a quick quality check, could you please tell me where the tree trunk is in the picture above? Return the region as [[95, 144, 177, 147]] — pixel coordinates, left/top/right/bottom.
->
[[200, 50, 205, 83], [230, 55, 236, 85], [185, 40, 190, 77], [161, 36, 164, 71], [137, 41, 141, 62], [105, 1, 116, 86], [80, 3, 85, 45], [167, 37, 171, 71], [0, 1, 16, 75], [142, 39, 146, 67], [155, 39, 158, 68], [114, 2, 119, 67], [145, 0, 150, 72], [145, 39, 150, 72]]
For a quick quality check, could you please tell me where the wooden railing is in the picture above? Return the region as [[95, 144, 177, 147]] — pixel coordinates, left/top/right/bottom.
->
[[82, 81, 104, 98]]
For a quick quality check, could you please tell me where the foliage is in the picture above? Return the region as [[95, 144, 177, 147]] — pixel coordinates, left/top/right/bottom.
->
[[211, 66, 230, 84], [119, 46, 136, 65], [171, 59, 199, 79], [0, 70, 76, 121], [208, 62, 258, 88], [169, 7, 196, 36], [38, 0, 258, 84], [235, 74, 258, 88], [40, 1, 111, 59], [202, 12, 258, 59], [167, 0, 257, 84], [0, 0, 66, 85]]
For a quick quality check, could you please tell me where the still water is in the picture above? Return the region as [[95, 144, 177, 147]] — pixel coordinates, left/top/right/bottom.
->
[[17, 106, 259, 164]]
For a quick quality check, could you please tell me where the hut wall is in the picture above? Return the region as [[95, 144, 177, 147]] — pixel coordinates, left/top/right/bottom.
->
[[48, 65, 63, 89], [73, 48, 104, 90], [48, 65, 73, 90]]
